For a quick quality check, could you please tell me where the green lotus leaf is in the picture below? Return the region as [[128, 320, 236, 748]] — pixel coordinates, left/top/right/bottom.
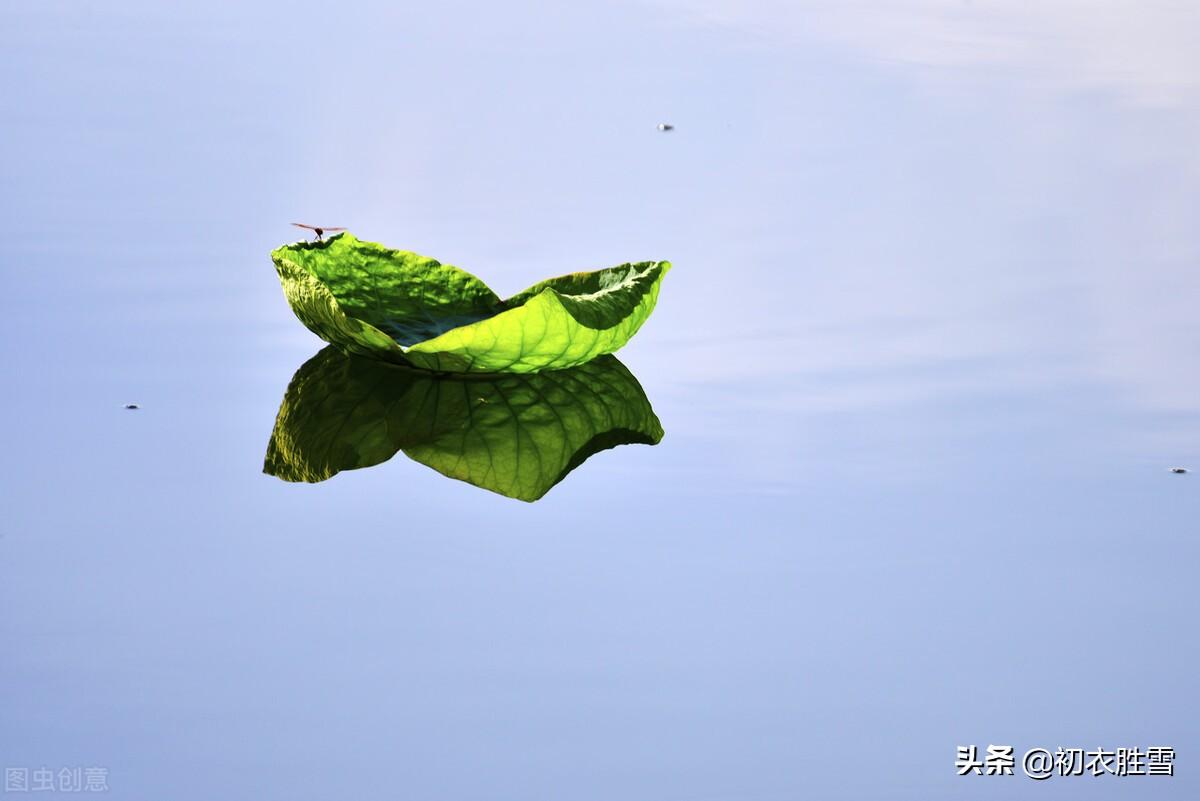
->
[[270, 233, 670, 373], [264, 346, 664, 501]]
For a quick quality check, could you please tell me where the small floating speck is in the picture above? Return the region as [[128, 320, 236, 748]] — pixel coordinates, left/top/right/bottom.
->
[[124, 404, 140, 410], [1169, 467, 1187, 474], [656, 123, 674, 132]]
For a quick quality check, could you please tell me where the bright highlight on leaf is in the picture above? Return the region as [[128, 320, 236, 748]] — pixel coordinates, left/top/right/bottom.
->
[[264, 347, 664, 501], [271, 233, 670, 373]]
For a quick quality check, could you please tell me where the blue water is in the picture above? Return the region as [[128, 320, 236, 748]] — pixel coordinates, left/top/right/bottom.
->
[[2, 2, 1197, 798]]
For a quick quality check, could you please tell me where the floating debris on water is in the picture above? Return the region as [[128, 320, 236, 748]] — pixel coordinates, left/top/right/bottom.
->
[[656, 123, 674, 132]]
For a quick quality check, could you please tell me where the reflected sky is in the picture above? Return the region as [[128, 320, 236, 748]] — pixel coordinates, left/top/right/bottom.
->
[[1, 2, 1197, 799]]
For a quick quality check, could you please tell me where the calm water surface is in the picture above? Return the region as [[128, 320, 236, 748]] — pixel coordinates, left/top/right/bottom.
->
[[2, 2, 1198, 799]]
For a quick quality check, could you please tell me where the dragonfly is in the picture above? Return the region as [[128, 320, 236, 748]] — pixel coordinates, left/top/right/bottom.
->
[[291, 223, 347, 242]]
